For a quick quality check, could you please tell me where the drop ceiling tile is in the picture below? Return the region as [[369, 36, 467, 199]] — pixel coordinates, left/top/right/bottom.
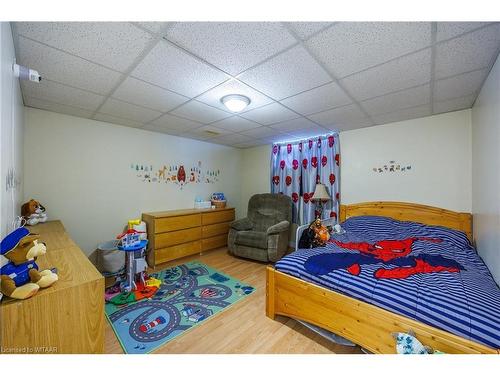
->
[[436, 22, 491, 42], [196, 125, 233, 137], [181, 130, 216, 141], [270, 117, 318, 132], [21, 79, 104, 111], [286, 125, 329, 138], [134, 22, 172, 35], [372, 104, 432, 125], [24, 96, 94, 119], [233, 139, 269, 148], [93, 113, 145, 128], [360, 84, 430, 116], [131, 40, 229, 97], [15, 22, 154, 72], [210, 116, 261, 132], [434, 69, 489, 102], [435, 24, 500, 79], [142, 123, 184, 136], [285, 22, 333, 40], [99, 98, 162, 123], [112, 77, 188, 112], [150, 113, 202, 131], [308, 104, 369, 127], [240, 102, 300, 125], [166, 22, 297, 76], [433, 95, 476, 114], [238, 45, 331, 100], [307, 22, 431, 78], [240, 126, 284, 139], [170, 100, 231, 123], [262, 134, 300, 143], [196, 79, 272, 112], [211, 133, 253, 145], [341, 49, 432, 101], [17, 36, 122, 95], [280, 82, 352, 115]]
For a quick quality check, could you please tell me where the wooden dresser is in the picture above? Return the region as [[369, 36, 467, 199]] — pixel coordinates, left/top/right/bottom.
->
[[142, 207, 235, 268], [0, 220, 104, 354]]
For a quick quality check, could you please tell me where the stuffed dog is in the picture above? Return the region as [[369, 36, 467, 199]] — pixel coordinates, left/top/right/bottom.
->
[[0, 227, 58, 299], [21, 199, 48, 226]]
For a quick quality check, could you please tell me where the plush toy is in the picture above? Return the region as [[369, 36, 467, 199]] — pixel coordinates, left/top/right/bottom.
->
[[0, 227, 58, 299], [392, 329, 444, 354], [298, 218, 331, 249], [21, 199, 48, 226], [312, 218, 330, 244]]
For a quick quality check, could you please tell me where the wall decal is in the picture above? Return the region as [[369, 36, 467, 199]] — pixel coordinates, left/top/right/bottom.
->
[[372, 160, 412, 174], [131, 161, 220, 189]]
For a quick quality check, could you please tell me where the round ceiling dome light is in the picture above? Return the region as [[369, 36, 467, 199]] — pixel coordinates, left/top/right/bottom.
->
[[221, 94, 251, 113]]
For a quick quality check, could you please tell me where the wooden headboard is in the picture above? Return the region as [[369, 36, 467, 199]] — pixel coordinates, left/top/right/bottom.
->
[[339, 201, 473, 242]]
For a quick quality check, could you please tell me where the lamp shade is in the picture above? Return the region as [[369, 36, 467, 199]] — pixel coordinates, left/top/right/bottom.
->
[[312, 183, 331, 201]]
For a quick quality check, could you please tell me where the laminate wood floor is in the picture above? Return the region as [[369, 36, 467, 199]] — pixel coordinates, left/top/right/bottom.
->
[[104, 247, 363, 354]]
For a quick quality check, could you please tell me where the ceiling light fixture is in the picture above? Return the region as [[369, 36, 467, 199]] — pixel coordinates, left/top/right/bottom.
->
[[221, 94, 251, 113]]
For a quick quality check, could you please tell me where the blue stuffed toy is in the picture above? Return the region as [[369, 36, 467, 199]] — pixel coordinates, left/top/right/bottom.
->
[[0, 227, 58, 299]]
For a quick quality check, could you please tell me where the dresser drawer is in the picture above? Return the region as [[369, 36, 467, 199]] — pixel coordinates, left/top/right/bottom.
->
[[155, 214, 201, 233], [201, 234, 228, 251], [155, 227, 201, 248], [201, 209, 235, 225], [201, 222, 231, 239], [155, 241, 201, 264]]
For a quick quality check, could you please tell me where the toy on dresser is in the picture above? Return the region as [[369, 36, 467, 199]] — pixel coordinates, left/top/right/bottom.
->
[[0, 227, 58, 300], [21, 199, 48, 226]]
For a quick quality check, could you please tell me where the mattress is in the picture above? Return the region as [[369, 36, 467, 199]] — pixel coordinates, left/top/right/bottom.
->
[[275, 215, 500, 348]]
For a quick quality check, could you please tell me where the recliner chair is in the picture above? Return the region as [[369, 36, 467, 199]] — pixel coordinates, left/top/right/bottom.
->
[[228, 193, 292, 262]]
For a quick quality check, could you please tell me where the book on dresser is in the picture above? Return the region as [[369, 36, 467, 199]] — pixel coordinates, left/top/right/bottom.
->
[[142, 207, 235, 268]]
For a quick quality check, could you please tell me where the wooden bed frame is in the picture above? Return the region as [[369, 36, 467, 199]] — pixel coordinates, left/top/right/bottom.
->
[[266, 201, 499, 354]]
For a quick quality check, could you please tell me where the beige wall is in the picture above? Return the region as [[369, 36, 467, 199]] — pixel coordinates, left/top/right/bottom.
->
[[240, 145, 271, 217], [1, 22, 24, 237], [24, 108, 242, 255], [472, 53, 500, 284], [340, 110, 472, 212]]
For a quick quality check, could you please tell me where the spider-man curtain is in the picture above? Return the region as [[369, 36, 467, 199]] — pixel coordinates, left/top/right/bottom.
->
[[270, 134, 340, 225]]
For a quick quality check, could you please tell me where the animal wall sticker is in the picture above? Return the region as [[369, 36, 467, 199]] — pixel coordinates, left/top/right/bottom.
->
[[372, 160, 412, 174], [131, 161, 220, 189]]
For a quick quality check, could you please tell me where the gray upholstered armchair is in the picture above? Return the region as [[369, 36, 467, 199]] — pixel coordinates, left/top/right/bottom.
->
[[228, 193, 292, 262]]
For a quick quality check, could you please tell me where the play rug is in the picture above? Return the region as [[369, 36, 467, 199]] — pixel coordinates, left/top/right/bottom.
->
[[105, 261, 255, 354]]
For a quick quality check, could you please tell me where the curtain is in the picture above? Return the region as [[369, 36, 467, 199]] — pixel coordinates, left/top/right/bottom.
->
[[270, 133, 340, 225]]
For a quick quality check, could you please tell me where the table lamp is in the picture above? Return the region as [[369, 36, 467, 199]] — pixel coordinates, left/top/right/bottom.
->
[[312, 183, 331, 218]]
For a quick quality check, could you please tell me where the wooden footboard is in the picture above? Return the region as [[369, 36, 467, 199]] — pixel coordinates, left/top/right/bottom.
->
[[266, 266, 499, 354]]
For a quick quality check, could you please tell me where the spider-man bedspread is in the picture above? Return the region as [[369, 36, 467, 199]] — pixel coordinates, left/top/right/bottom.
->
[[275, 216, 500, 348]]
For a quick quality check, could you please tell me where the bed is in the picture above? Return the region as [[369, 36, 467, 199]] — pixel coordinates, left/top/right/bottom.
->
[[266, 201, 500, 354]]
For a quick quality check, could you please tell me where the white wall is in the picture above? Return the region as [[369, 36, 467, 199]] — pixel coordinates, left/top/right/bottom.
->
[[472, 54, 500, 284], [240, 144, 271, 217], [340, 110, 472, 212], [241, 110, 472, 214], [0, 22, 24, 237], [24, 108, 242, 255]]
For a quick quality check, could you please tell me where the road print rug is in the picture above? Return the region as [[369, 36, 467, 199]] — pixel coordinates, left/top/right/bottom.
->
[[105, 261, 255, 354]]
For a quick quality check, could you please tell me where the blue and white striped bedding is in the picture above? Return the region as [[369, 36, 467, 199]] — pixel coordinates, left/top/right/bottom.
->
[[275, 215, 500, 348]]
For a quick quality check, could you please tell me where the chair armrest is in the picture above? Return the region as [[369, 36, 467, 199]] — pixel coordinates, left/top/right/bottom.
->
[[230, 218, 254, 231], [267, 220, 290, 235]]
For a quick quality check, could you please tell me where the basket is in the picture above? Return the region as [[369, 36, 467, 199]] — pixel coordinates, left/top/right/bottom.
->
[[211, 199, 227, 209]]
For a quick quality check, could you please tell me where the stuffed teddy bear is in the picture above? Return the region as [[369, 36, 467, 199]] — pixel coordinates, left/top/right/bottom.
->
[[21, 199, 48, 226], [0, 227, 58, 300]]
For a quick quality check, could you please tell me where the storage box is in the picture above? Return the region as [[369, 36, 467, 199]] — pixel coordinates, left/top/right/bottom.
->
[[194, 201, 212, 209]]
